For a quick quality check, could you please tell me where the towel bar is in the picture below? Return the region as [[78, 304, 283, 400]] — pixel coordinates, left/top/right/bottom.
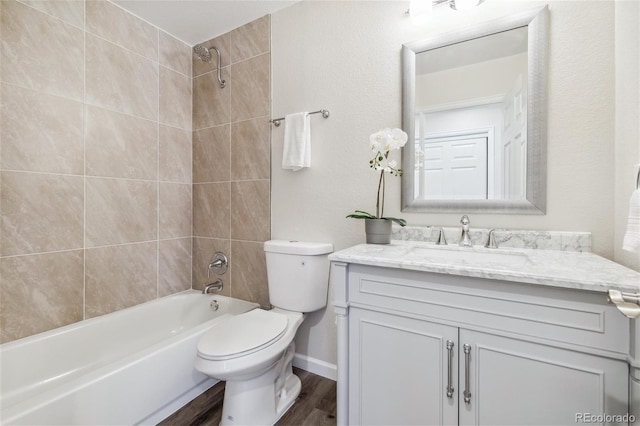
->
[[269, 109, 330, 127]]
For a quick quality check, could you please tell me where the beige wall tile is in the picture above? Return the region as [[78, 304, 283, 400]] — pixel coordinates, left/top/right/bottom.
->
[[160, 66, 192, 130], [231, 118, 270, 180], [231, 240, 269, 308], [193, 182, 230, 239], [231, 180, 270, 242], [20, 0, 85, 29], [159, 125, 191, 183], [85, 242, 157, 318], [86, 34, 158, 121], [230, 15, 270, 64], [159, 183, 192, 239], [192, 33, 230, 77], [85, 177, 157, 247], [1, 0, 84, 100], [1, 83, 84, 174], [0, 250, 84, 343], [159, 238, 191, 297], [85, 105, 157, 180], [193, 125, 230, 183], [1, 171, 83, 256], [192, 237, 230, 295], [193, 67, 230, 130], [159, 31, 191, 77], [86, 0, 158, 61], [230, 53, 270, 122]]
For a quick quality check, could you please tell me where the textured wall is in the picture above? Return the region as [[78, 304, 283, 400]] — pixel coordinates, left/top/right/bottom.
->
[[272, 0, 618, 365], [0, 0, 193, 343], [191, 16, 272, 308], [614, 0, 640, 272]]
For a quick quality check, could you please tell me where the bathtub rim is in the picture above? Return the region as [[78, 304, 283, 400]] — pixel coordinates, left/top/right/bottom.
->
[[0, 290, 258, 417]]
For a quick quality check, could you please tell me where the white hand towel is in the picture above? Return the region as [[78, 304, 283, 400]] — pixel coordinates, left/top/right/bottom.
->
[[282, 112, 311, 171], [623, 189, 640, 253]]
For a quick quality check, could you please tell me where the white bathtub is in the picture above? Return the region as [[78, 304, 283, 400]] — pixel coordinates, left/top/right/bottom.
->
[[0, 290, 258, 425]]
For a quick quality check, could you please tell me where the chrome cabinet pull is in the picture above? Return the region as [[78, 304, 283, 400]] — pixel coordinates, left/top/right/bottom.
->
[[463, 344, 472, 404], [446, 340, 455, 398]]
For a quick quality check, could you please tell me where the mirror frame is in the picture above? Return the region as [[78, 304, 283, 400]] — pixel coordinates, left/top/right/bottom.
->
[[401, 6, 549, 214]]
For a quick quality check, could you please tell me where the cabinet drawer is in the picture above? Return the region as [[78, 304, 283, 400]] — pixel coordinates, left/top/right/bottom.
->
[[348, 265, 629, 356]]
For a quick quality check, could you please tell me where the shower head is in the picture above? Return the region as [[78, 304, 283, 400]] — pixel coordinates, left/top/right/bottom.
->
[[193, 44, 212, 63], [193, 44, 226, 89]]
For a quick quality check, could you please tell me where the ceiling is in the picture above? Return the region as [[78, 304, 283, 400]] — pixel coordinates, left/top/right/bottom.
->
[[114, 0, 299, 46]]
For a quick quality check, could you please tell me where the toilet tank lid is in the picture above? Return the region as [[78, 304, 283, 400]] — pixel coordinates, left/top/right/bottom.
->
[[264, 240, 333, 255]]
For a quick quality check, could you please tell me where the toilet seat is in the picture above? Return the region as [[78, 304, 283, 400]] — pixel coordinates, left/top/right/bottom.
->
[[197, 309, 288, 361]]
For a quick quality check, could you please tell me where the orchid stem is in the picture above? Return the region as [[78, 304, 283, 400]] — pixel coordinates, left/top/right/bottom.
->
[[381, 172, 386, 218]]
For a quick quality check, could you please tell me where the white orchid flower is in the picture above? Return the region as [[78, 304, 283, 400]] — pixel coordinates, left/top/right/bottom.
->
[[348, 127, 409, 225]]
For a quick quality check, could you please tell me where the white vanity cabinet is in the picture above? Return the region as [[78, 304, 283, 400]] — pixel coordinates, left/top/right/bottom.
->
[[333, 262, 633, 426]]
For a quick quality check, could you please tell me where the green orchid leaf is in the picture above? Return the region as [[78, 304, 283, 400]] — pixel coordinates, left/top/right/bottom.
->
[[346, 214, 375, 220], [381, 217, 407, 227], [354, 210, 377, 217]]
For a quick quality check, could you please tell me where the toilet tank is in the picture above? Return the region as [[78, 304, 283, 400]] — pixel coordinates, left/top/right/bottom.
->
[[264, 240, 333, 313]]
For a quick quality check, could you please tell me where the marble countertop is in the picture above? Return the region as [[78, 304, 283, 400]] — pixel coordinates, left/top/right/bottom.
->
[[329, 241, 640, 293]]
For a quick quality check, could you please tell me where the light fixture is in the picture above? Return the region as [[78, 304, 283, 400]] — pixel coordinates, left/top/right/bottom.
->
[[408, 0, 485, 19], [409, 0, 433, 24], [448, 0, 485, 11]]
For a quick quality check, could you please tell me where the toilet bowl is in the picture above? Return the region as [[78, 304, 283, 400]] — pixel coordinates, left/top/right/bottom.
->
[[195, 240, 333, 426]]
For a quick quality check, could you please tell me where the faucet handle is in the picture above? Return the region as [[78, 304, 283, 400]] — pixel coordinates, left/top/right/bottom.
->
[[460, 215, 470, 226], [484, 229, 499, 249], [435, 228, 448, 245], [207, 252, 229, 277]]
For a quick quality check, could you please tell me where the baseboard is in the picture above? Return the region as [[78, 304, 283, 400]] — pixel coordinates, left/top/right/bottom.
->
[[293, 353, 337, 381]]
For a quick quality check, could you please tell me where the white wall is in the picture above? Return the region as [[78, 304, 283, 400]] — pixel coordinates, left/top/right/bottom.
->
[[614, 0, 640, 271], [272, 1, 617, 366]]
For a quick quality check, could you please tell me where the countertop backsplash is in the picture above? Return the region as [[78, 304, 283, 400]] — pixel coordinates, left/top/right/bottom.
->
[[392, 225, 592, 252]]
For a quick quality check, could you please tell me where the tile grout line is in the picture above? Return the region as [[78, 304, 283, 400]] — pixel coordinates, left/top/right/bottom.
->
[[82, 0, 87, 321], [228, 47, 233, 299], [190, 71, 194, 292], [193, 50, 270, 79], [157, 29, 160, 300], [0, 81, 192, 133]]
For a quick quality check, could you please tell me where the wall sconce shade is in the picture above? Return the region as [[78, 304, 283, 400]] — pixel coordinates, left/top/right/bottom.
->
[[449, 0, 486, 11], [408, 0, 485, 20], [409, 0, 433, 24]]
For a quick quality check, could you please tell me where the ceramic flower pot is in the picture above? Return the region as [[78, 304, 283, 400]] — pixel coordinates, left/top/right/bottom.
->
[[365, 218, 392, 244]]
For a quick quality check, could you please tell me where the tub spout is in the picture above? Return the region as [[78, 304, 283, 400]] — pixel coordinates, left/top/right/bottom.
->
[[203, 279, 224, 294]]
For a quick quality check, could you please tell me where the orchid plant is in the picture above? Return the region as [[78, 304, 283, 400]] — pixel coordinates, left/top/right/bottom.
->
[[347, 128, 408, 227]]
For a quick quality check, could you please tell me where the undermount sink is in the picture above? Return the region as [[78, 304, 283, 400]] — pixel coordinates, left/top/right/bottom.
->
[[406, 245, 529, 267]]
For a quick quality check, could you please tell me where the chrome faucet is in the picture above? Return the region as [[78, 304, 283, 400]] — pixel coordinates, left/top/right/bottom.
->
[[435, 227, 448, 245], [203, 279, 224, 294], [459, 215, 472, 247], [484, 229, 499, 249]]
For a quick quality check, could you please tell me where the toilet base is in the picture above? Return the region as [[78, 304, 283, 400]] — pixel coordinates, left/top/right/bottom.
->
[[220, 343, 301, 426]]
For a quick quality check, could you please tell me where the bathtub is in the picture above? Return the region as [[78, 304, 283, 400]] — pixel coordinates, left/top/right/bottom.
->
[[0, 290, 258, 425]]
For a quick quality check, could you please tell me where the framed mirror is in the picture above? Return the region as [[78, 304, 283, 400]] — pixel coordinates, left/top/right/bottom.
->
[[401, 6, 548, 214]]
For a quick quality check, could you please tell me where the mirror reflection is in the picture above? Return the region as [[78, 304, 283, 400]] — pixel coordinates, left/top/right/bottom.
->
[[413, 26, 528, 201]]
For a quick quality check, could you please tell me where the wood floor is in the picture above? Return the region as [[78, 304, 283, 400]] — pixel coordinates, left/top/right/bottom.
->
[[158, 368, 337, 426]]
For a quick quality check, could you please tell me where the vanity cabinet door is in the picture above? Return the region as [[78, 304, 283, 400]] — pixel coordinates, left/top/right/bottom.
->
[[458, 329, 629, 426], [348, 308, 458, 426]]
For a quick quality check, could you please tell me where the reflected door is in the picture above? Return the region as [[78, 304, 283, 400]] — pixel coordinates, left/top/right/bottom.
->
[[423, 136, 488, 200]]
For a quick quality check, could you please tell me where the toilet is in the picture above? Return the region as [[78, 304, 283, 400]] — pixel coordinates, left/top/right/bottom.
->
[[195, 240, 333, 426]]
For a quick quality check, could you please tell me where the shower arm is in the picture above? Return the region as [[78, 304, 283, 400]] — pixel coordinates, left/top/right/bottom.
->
[[209, 47, 226, 89]]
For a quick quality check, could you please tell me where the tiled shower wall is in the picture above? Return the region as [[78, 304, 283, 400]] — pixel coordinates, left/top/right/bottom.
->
[[0, 0, 193, 343], [191, 16, 271, 308]]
